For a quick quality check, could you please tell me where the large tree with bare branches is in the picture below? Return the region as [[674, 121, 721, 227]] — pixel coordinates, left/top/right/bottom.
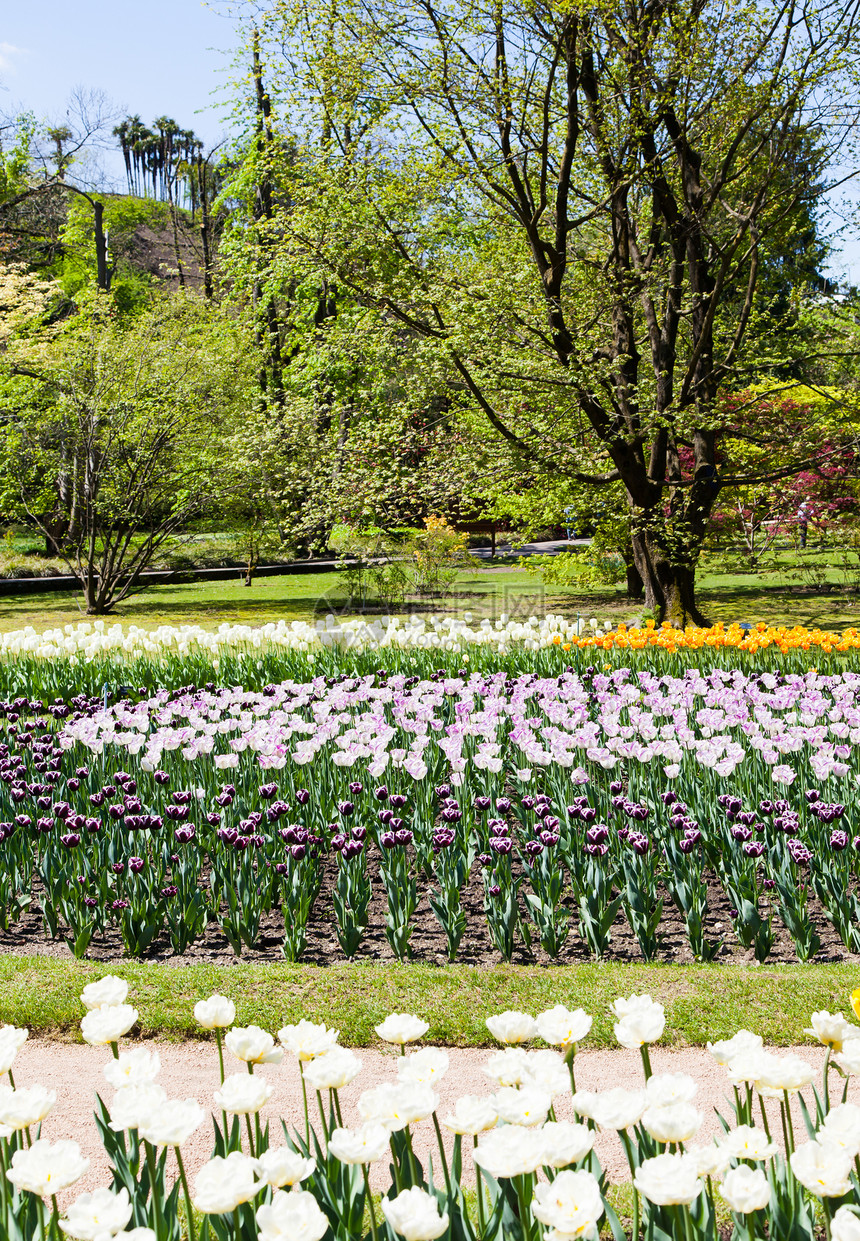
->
[[241, 0, 860, 623]]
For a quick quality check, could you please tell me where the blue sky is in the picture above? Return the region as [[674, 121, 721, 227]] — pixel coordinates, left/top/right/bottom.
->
[[1, 0, 239, 183], [1, 1, 858, 282]]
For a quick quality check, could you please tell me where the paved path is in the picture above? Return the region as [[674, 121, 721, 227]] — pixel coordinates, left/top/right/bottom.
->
[[10, 1040, 846, 1201]]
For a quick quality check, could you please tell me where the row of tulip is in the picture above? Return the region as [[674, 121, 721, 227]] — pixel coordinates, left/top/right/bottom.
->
[[1, 662, 860, 961], [0, 616, 858, 705], [5, 975, 860, 1240]]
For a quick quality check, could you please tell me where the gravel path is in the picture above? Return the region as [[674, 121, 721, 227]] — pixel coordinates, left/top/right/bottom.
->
[[10, 1040, 849, 1201]]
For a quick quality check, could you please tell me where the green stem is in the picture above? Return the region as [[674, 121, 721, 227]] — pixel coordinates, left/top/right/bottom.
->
[[36, 1194, 46, 1241], [758, 1095, 772, 1140], [175, 1147, 197, 1241], [432, 1113, 451, 1195], [233, 1206, 241, 1241], [640, 1045, 653, 1081], [823, 1047, 832, 1111], [244, 1113, 256, 1158], [783, 1091, 796, 1155], [109, 1041, 120, 1060], [747, 1209, 757, 1241], [315, 1090, 329, 1142], [331, 1088, 344, 1129], [362, 1164, 379, 1241], [514, 1174, 532, 1241], [299, 1065, 310, 1148], [474, 1136, 487, 1237], [215, 1030, 226, 1085], [389, 1137, 403, 1194], [144, 1141, 164, 1241]]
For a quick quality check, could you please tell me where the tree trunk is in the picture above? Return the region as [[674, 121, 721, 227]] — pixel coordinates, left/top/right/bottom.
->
[[94, 202, 108, 293], [625, 556, 644, 601], [630, 523, 710, 627]]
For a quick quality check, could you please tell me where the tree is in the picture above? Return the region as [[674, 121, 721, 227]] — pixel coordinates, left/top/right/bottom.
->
[[0, 293, 252, 613], [242, 0, 860, 623]]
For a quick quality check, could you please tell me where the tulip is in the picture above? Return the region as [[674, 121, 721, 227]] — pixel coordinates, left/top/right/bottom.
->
[[7, 1138, 90, 1196], [374, 1013, 429, 1046], [60, 1187, 133, 1240], [719, 1165, 771, 1214], [531, 1168, 604, 1236], [192, 1151, 261, 1214]]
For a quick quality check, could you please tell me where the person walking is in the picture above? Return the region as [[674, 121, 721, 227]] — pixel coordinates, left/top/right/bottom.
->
[[797, 497, 812, 548]]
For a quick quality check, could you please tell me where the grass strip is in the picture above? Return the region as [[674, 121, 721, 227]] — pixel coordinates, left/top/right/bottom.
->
[[2, 957, 859, 1047]]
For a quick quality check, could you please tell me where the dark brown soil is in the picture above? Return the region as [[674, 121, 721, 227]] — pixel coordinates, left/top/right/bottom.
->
[[0, 842, 851, 967]]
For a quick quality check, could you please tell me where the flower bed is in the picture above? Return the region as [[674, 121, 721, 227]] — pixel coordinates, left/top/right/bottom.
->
[[3, 976, 860, 1241], [0, 662, 858, 964]]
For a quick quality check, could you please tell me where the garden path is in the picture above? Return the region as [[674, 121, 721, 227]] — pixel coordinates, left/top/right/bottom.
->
[[10, 1040, 852, 1201]]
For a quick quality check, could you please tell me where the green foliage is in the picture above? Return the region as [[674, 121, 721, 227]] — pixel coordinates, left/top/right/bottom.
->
[[0, 292, 254, 611], [58, 196, 175, 310]]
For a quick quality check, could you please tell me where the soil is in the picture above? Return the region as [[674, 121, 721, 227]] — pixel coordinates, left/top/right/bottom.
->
[[0, 842, 851, 967]]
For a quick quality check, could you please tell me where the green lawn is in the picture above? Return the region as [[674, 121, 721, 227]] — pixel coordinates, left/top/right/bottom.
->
[[4, 958, 856, 1047], [1, 549, 859, 636]]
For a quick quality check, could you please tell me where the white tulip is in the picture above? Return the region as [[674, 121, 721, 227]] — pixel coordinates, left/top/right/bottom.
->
[[790, 1140, 854, 1198], [472, 1125, 547, 1178], [60, 1187, 133, 1240], [756, 1054, 815, 1095], [396, 1047, 449, 1087], [80, 976, 128, 1012], [440, 1095, 498, 1136], [633, 1153, 703, 1206], [642, 1103, 703, 1144], [192, 1151, 262, 1214], [485, 1011, 538, 1044], [540, 1121, 595, 1168], [138, 1098, 205, 1147], [688, 1142, 731, 1178], [0, 1025, 27, 1076], [720, 1125, 777, 1161], [255, 1147, 316, 1188], [493, 1085, 551, 1127], [7, 1139, 89, 1196], [108, 1084, 168, 1132], [214, 1073, 273, 1115], [522, 1049, 570, 1096], [0, 1085, 56, 1130], [531, 1168, 604, 1236], [279, 1020, 340, 1061], [536, 1005, 592, 1048], [374, 1014, 429, 1045], [571, 1090, 599, 1120], [819, 1104, 860, 1155], [706, 1030, 763, 1066], [482, 1047, 533, 1086], [225, 1025, 283, 1065], [81, 1006, 138, 1046], [193, 995, 236, 1030], [613, 994, 666, 1049], [589, 1087, 647, 1132], [103, 1049, 161, 1091], [720, 1165, 771, 1214], [380, 1186, 449, 1241], [832, 1207, 860, 1241], [328, 1123, 391, 1164], [357, 1082, 438, 1131], [303, 1047, 362, 1091], [645, 1073, 697, 1107], [256, 1189, 329, 1241], [835, 1039, 860, 1076], [805, 1011, 859, 1052]]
